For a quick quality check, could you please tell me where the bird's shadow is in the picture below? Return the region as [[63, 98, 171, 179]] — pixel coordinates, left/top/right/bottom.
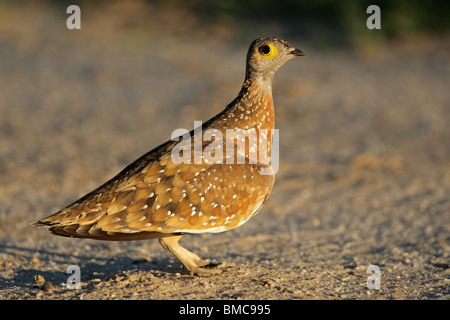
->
[[0, 243, 182, 293]]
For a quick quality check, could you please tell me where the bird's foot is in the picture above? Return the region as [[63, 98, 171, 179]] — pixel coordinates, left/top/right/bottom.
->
[[187, 260, 223, 277]]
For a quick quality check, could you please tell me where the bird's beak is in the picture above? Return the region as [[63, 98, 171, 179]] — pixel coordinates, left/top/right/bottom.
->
[[290, 48, 305, 56]]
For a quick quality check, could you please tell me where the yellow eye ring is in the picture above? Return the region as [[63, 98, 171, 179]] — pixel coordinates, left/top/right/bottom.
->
[[258, 43, 278, 60]]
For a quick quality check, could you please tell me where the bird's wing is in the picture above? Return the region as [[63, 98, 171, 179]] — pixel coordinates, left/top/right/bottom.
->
[[35, 136, 274, 239]]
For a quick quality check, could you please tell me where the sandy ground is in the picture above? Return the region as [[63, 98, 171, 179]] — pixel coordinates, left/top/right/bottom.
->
[[0, 3, 449, 300]]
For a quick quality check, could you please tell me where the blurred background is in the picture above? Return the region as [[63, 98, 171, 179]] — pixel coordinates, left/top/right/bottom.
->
[[0, 0, 448, 199], [0, 0, 449, 299]]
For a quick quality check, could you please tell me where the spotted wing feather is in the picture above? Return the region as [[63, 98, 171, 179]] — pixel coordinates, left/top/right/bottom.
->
[[35, 137, 274, 240]]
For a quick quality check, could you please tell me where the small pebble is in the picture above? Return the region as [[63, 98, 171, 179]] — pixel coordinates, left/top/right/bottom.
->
[[34, 274, 45, 284], [42, 282, 54, 293]]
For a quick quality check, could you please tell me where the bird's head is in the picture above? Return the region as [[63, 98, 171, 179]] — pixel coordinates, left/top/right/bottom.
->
[[245, 37, 304, 82]]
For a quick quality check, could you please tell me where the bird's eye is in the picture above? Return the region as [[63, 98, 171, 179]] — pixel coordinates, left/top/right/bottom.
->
[[258, 43, 278, 60], [261, 45, 271, 54]]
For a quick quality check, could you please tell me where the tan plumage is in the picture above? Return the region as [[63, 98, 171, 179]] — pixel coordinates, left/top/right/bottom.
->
[[34, 37, 304, 276]]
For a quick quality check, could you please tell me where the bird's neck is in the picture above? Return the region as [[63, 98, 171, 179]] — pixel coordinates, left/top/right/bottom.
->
[[229, 76, 276, 161], [201, 76, 275, 165], [231, 76, 275, 131]]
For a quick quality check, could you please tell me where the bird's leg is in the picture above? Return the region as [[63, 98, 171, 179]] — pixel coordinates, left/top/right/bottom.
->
[[159, 235, 221, 276]]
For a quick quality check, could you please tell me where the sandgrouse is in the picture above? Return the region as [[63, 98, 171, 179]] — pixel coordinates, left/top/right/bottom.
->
[[34, 37, 304, 276]]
